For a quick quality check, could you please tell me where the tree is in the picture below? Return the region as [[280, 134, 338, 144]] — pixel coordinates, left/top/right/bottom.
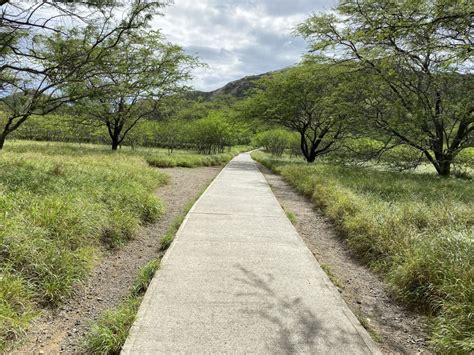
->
[[190, 112, 233, 154], [241, 63, 359, 162], [0, 0, 164, 149], [298, 0, 473, 176], [72, 30, 198, 150], [254, 129, 295, 156]]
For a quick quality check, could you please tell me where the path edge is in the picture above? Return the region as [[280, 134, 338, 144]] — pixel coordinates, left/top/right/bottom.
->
[[121, 155, 235, 354]]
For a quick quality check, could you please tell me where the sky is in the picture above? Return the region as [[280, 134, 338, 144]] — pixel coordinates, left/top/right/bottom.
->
[[154, 0, 336, 91]]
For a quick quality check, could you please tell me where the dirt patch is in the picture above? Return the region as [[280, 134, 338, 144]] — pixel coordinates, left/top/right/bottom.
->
[[17, 166, 221, 354], [259, 165, 431, 354]]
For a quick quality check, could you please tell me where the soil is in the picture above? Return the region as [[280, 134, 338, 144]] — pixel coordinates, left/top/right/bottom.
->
[[259, 164, 431, 355], [16, 166, 221, 354]]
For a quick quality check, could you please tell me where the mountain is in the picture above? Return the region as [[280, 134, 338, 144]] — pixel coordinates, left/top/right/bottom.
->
[[189, 72, 269, 101]]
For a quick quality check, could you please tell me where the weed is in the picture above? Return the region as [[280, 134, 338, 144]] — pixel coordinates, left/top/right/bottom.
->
[[131, 259, 160, 297], [354, 310, 383, 343], [82, 297, 141, 355], [284, 208, 297, 225], [320, 264, 343, 290]]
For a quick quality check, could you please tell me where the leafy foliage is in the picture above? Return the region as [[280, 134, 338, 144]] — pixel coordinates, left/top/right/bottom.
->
[[298, 0, 473, 175], [241, 63, 362, 162], [70, 30, 199, 150], [0, 0, 165, 149], [254, 129, 297, 156]]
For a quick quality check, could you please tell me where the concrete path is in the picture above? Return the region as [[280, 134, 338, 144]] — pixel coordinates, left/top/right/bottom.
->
[[122, 153, 380, 354]]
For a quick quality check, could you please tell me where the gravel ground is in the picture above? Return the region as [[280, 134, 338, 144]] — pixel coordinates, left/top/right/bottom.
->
[[259, 164, 431, 355], [16, 166, 221, 354]]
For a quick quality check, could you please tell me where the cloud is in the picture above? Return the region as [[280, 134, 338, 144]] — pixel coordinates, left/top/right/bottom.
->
[[154, 0, 336, 91]]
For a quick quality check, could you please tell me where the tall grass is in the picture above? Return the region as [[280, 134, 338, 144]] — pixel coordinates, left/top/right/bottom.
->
[[0, 141, 167, 351], [82, 179, 212, 354], [7, 140, 250, 168], [252, 151, 474, 353], [145, 146, 250, 168], [146, 152, 234, 168], [82, 259, 160, 355]]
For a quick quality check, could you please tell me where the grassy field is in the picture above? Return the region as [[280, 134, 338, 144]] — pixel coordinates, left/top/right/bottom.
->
[[0, 140, 226, 352], [252, 151, 473, 353], [0, 140, 245, 351], [6, 140, 250, 168]]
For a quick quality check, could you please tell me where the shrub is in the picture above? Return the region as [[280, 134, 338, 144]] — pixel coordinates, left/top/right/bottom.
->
[[146, 152, 234, 168], [189, 113, 232, 154], [254, 129, 295, 156]]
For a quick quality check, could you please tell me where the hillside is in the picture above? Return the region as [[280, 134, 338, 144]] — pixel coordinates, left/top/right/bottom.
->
[[190, 72, 269, 101]]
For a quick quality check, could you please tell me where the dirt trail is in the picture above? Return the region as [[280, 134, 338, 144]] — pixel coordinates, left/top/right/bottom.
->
[[17, 166, 221, 354], [259, 165, 431, 354]]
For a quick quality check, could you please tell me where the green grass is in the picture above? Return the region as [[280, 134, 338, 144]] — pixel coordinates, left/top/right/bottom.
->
[[320, 264, 343, 290], [284, 208, 297, 225], [252, 151, 474, 354], [145, 146, 250, 168], [354, 310, 384, 344], [6, 140, 249, 169], [0, 141, 168, 352], [82, 175, 212, 354], [146, 152, 233, 168], [82, 259, 160, 355]]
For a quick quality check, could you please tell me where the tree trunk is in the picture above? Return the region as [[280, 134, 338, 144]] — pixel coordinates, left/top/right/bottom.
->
[[111, 139, 119, 151], [109, 125, 121, 151], [0, 133, 6, 150], [306, 151, 317, 163], [437, 158, 452, 177]]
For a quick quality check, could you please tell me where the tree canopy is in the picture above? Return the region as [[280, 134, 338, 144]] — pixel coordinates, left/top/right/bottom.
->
[[70, 30, 198, 150], [241, 62, 361, 162], [0, 0, 165, 149], [297, 0, 473, 175]]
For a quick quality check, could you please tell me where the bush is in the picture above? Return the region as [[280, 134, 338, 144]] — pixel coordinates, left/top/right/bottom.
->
[[252, 151, 474, 353], [189, 113, 232, 154], [254, 129, 295, 156]]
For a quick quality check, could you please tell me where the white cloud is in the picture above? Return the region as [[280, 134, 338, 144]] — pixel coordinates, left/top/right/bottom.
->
[[153, 0, 336, 91]]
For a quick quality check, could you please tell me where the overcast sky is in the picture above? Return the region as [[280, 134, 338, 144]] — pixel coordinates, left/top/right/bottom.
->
[[154, 0, 336, 91]]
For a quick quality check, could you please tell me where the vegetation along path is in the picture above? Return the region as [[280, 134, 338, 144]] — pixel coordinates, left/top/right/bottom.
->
[[17, 166, 221, 354], [122, 153, 380, 354]]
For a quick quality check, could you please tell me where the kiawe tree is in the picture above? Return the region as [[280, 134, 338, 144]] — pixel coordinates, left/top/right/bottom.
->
[[73, 30, 198, 150], [0, 0, 164, 149], [298, 0, 473, 176], [242, 63, 360, 162]]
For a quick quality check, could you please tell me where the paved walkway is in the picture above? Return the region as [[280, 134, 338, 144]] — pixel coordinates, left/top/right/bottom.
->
[[122, 153, 380, 354]]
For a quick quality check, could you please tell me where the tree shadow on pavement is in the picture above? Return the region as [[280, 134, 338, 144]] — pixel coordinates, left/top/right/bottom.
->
[[233, 264, 322, 354]]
